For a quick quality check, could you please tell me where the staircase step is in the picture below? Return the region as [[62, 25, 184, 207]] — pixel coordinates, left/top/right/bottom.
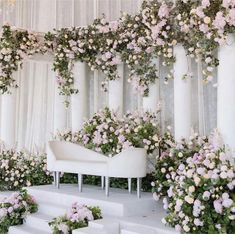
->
[[38, 201, 68, 217], [120, 226, 156, 234], [73, 227, 108, 234], [25, 212, 53, 232], [8, 225, 50, 234], [27, 184, 155, 217], [89, 218, 119, 234]]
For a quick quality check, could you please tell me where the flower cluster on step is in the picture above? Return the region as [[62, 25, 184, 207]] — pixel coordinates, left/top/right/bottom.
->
[[0, 24, 44, 94], [0, 189, 38, 233], [49, 202, 102, 234], [0, 147, 52, 191], [152, 130, 235, 234], [54, 108, 161, 157]]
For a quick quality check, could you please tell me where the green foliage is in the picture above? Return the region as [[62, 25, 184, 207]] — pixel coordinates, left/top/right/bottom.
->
[[0, 189, 38, 233]]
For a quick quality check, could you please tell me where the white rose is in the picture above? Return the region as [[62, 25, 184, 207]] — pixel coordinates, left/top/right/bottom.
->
[[178, 152, 183, 158], [188, 186, 195, 193], [194, 177, 201, 186], [185, 196, 194, 204], [183, 225, 190, 232], [161, 168, 166, 173], [220, 171, 227, 179]]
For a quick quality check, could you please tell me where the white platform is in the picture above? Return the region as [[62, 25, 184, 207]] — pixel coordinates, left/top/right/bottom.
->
[[1, 184, 179, 234]]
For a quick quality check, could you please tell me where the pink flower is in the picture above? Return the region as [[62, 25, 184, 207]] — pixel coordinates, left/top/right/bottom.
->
[[222, 198, 233, 208], [222, 0, 234, 8], [202, 191, 210, 199], [158, 3, 170, 19], [199, 24, 209, 33], [227, 8, 235, 26], [194, 218, 203, 226], [201, 0, 210, 8], [213, 12, 226, 30], [195, 7, 205, 18], [214, 200, 223, 214]]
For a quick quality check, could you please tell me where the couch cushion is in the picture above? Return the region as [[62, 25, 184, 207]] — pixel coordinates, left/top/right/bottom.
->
[[54, 159, 108, 176]]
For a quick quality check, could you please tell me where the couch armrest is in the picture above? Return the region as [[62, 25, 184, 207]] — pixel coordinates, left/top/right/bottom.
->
[[107, 148, 147, 178], [46, 142, 56, 171]]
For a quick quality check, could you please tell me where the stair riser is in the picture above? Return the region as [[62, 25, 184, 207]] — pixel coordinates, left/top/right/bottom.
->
[[89, 220, 120, 234], [25, 216, 51, 232], [38, 203, 68, 217], [8, 227, 32, 234]]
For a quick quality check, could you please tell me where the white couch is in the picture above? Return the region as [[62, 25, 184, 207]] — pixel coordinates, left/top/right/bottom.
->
[[47, 141, 147, 198]]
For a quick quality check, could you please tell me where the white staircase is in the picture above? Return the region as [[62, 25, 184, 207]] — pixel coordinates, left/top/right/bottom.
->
[[4, 184, 179, 234]]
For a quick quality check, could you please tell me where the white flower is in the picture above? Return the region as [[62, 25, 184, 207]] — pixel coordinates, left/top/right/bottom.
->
[[194, 177, 201, 186], [178, 152, 183, 158], [188, 186, 195, 193], [185, 196, 194, 204], [161, 218, 167, 224], [161, 168, 166, 173], [183, 225, 190, 232], [153, 192, 159, 201], [220, 171, 227, 179]]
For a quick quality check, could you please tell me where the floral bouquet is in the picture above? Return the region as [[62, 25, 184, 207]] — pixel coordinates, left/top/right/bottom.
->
[[49, 203, 102, 234], [0, 189, 38, 233]]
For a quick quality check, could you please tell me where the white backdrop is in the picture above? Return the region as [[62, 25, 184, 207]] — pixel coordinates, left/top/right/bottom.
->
[[0, 0, 217, 151]]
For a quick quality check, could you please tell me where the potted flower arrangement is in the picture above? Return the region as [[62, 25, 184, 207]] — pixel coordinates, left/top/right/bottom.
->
[[49, 202, 102, 234], [0, 189, 38, 233]]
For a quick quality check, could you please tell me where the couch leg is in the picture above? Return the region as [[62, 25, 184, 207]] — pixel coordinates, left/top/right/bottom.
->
[[105, 176, 109, 197], [53, 172, 57, 187], [56, 172, 60, 189], [128, 178, 132, 194], [137, 178, 142, 199], [101, 176, 105, 190], [78, 174, 83, 193]]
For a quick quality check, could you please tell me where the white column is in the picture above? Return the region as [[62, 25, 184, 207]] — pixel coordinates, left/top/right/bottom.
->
[[143, 81, 160, 112], [143, 59, 160, 112], [53, 88, 67, 134], [71, 62, 88, 131], [93, 70, 99, 113], [174, 44, 191, 141], [1, 91, 16, 147], [108, 64, 124, 115], [217, 34, 235, 157]]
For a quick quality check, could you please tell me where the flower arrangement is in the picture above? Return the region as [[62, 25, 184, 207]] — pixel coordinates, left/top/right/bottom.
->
[[0, 189, 38, 233], [152, 132, 208, 200], [152, 131, 235, 234], [49, 203, 102, 234], [54, 108, 161, 157], [0, 148, 52, 190], [0, 24, 43, 94]]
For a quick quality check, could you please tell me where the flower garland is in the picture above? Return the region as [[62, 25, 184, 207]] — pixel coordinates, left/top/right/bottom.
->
[[0, 189, 38, 233], [0, 25, 43, 94], [2, 0, 235, 100], [49, 203, 102, 234]]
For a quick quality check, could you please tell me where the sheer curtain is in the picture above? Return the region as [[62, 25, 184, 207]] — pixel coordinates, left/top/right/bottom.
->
[[0, 0, 217, 151]]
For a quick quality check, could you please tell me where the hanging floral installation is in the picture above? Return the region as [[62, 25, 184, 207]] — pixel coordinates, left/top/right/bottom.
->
[[0, 0, 235, 99]]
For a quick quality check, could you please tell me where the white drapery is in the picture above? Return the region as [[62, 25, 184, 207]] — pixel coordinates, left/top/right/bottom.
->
[[0, 0, 217, 151]]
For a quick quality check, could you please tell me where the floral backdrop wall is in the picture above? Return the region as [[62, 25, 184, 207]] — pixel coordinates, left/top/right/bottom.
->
[[0, 0, 218, 151]]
